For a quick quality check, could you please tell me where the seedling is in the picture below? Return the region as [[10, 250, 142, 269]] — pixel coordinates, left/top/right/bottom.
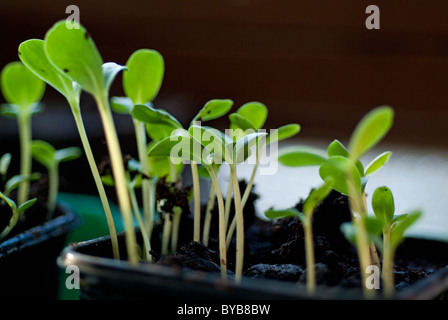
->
[[18, 38, 120, 260], [278, 106, 394, 297], [30, 140, 81, 219], [225, 101, 300, 248], [265, 178, 334, 294], [111, 48, 164, 242], [1, 61, 45, 205], [43, 21, 138, 264], [133, 99, 233, 245], [371, 186, 422, 298], [0, 192, 37, 240]]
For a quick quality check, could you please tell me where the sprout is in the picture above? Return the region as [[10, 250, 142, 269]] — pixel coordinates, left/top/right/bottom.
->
[[225, 102, 300, 251], [43, 21, 138, 264], [371, 186, 422, 298], [111, 49, 164, 246], [18, 38, 120, 260], [278, 106, 394, 298], [265, 179, 334, 294], [30, 140, 81, 219], [1, 61, 45, 205], [0, 191, 37, 240]]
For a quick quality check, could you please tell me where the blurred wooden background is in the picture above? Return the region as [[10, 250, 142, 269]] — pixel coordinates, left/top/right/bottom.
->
[[2, 0, 448, 145], [1, 0, 448, 196]]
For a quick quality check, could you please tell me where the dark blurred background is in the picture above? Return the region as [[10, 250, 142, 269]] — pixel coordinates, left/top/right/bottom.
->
[[1, 0, 448, 195]]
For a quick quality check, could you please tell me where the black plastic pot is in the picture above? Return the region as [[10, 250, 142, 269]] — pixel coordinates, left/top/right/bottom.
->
[[0, 205, 81, 299], [58, 232, 448, 300]]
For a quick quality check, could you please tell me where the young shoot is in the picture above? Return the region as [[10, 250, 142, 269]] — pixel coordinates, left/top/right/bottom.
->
[[30, 140, 81, 219], [44, 21, 138, 264], [278, 106, 394, 298], [1, 61, 45, 205], [0, 191, 37, 240], [226, 101, 300, 249], [18, 38, 120, 260], [265, 178, 333, 294], [111, 48, 164, 242], [371, 186, 422, 298]]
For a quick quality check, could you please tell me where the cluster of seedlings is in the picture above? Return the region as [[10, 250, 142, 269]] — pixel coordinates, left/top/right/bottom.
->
[[0, 20, 423, 299]]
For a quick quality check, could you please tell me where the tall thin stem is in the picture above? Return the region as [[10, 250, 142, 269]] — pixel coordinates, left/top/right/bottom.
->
[[161, 213, 172, 255], [70, 102, 120, 260], [191, 161, 201, 242], [230, 164, 244, 283], [46, 164, 58, 220], [382, 228, 395, 298], [17, 112, 32, 205], [224, 174, 233, 230], [171, 206, 182, 253], [304, 217, 316, 294], [207, 165, 227, 280], [129, 184, 151, 262], [202, 182, 216, 246], [134, 119, 152, 246], [96, 95, 138, 264]]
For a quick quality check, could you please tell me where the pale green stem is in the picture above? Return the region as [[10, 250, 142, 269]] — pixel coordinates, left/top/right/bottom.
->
[[226, 149, 261, 248], [69, 101, 120, 260], [382, 227, 395, 299], [17, 112, 32, 205], [171, 206, 182, 253], [161, 213, 172, 255], [304, 216, 316, 294], [129, 184, 152, 262], [191, 161, 201, 242], [96, 95, 138, 265], [0, 209, 19, 240], [147, 178, 156, 239], [202, 182, 216, 246], [46, 164, 58, 220], [230, 164, 244, 283], [224, 174, 233, 230], [133, 119, 152, 248], [207, 165, 228, 280]]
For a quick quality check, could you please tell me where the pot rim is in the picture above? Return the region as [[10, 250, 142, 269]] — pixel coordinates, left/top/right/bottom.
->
[[58, 233, 448, 300]]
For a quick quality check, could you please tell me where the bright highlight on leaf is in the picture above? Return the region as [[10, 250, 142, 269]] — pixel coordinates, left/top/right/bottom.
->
[[348, 106, 394, 160]]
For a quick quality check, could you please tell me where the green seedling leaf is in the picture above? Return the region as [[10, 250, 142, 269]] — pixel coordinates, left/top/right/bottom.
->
[[189, 125, 229, 164], [110, 96, 134, 114], [348, 106, 394, 160], [18, 39, 78, 102], [0, 191, 17, 211], [123, 49, 164, 104], [266, 123, 300, 145], [303, 179, 334, 217], [365, 151, 392, 176], [232, 101, 268, 130], [44, 20, 105, 95], [265, 207, 302, 220], [132, 104, 182, 141], [390, 211, 422, 248], [55, 147, 82, 163], [341, 216, 383, 247], [319, 156, 361, 195], [5, 173, 41, 195], [0, 153, 12, 177], [101, 174, 115, 187], [103, 62, 127, 92], [229, 113, 255, 131], [148, 130, 203, 164], [327, 139, 365, 177], [232, 131, 267, 164], [279, 146, 327, 167], [1, 61, 45, 110], [17, 198, 37, 213], [372, 186, 395, 227], [30, 140, 56, 168], [191, 99, 233, 125]]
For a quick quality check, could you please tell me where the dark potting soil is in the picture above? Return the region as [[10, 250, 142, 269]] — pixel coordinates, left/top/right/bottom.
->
[[79, 180, 447, 294]]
